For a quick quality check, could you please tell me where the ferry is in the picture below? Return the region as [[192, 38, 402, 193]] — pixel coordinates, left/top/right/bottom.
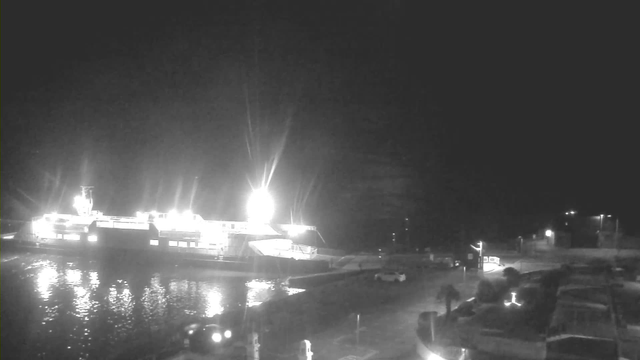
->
[[10, 186, 336, 274]]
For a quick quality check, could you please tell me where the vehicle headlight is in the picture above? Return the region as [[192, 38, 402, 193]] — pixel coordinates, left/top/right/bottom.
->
[[224, 330, 232, 338], [211, 333, 222, 342]]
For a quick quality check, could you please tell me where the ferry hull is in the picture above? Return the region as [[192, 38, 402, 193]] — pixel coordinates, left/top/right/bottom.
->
[[4, 226, 330, 275]]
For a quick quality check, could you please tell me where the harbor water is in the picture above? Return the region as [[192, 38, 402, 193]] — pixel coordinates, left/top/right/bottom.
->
[[0, 247, 303, 360]]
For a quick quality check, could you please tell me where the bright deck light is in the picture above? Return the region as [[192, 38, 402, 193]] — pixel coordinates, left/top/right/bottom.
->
[[73, 195, 91, 215], [247, 188, 274, 223], [282, 224, 308, 237]]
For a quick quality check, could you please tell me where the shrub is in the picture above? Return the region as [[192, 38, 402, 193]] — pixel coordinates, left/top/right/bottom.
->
[[436, 284, 461, 319], [502, 267, 521, 288], [493, 278, 511, 300], [475, 279, 499, 303], [518, 287, 538, 307], [452, 300, 475, 317]]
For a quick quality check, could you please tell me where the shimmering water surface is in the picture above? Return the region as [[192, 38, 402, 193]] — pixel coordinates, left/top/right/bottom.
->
[[0, 249, 303, 360]]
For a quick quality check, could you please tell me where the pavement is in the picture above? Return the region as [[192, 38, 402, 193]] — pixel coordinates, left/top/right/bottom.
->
[[335, 254, 386, 271], [304, 268, 479, 360]]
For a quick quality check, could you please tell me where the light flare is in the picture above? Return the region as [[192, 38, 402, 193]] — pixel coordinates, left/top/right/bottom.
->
[[247, 188, 274, 223]]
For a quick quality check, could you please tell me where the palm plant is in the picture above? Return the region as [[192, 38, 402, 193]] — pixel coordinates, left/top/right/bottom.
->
[[436, 284, 461, 320]]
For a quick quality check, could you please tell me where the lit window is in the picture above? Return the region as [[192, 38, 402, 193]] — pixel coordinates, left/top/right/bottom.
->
[[150, 239, 159, 246]]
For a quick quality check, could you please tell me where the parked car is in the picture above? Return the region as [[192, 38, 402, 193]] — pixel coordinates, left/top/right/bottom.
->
[[174, 319, 247, 358], [374, 271, 406, 282]]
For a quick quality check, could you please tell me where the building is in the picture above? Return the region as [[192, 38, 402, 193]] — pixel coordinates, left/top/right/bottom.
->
[[546, 272, 620, 360]]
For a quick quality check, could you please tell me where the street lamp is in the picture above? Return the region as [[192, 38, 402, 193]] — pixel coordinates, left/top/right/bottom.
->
[[545, 229, 555, 246], [404, 217, 410, 248], [614, 217, 620, 250], [600, 214, 620, 249], [470, 241, 483, 271], [247, 188, 275, 223]]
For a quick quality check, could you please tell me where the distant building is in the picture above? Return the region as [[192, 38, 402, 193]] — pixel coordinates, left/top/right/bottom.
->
[[550, 215, 602, 248]]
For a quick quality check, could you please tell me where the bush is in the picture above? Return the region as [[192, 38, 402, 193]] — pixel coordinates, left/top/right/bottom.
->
[[475, 279, 498, 303], [518, 287, 539, 307], [452, 301, 475, 317], [474, 278, 510, 304], [494, 279, 511, 299], [502, 267, 521, 288]]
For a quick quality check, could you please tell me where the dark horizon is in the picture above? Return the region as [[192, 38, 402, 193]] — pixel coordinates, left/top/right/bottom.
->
[[2, 2, 639, 247]]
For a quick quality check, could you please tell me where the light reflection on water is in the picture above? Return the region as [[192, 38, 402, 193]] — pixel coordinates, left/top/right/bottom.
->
[[1, 254, 303, 360], [36, 265, 58, 300], [205, 288, 224, 318]]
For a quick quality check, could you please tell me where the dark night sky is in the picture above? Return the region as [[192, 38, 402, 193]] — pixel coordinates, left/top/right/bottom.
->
[[2, 1, 639, 246]]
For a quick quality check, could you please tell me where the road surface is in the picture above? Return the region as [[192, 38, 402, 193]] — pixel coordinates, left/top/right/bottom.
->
[[302, 268, 477, 360]]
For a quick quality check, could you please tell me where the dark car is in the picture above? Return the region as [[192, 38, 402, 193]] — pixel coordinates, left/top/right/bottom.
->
[[177, 319, 249, 359]]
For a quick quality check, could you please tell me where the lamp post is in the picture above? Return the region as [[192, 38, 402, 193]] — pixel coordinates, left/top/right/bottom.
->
[[356, 313, 360, 347], [470, 241, 483, 271], [545, 229, 554, 246], [614, 217, 619, 250], [519, 236, 524, 254], [479, 241, 483, 271], [391, 232, 396, 254], [404, 217, 410, 249]]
